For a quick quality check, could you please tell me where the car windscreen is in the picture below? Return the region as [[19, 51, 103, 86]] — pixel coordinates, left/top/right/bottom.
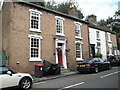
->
[[83, 58, 93, 63], [0, 67, 15, 74]]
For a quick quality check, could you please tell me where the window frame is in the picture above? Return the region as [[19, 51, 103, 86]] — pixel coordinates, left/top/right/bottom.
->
[[96, 31, 100, 41], [108, 43, 112, 56], [74, 22, 82, 39], [55, 16, 65, 36], [107, 32, 112, 43], [29, 9, 42, 32], [28, 34, 43, 61], [75, 41, 83, 61], [96, 42, 101, 53]]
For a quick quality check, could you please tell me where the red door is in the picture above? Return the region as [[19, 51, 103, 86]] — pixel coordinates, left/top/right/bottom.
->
[[57, 48, 63, 65]]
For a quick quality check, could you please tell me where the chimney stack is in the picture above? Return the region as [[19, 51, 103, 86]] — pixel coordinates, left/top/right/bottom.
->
[[68, 3, 78, 17], [87, 14, 97, 24]]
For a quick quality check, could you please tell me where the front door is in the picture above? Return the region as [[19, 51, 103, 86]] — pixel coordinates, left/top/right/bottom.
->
[[55, 39, 67, 69], [57, 47, 63, 65], [57, 43, 63, 65], [90, 44, 95, 58]]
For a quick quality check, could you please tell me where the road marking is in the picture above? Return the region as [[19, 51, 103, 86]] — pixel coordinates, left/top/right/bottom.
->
[[33, 81, 46, 85], [100, 71, 120, 78], [59, 82, 84, 89]]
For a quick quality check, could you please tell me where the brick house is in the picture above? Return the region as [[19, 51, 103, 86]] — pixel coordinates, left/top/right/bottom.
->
[[88, 15, 118, 59], [1, 1, 90, 74]]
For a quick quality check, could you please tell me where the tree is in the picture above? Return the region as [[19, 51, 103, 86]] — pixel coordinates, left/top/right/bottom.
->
[[31, 1, 84, 19], [97, 19, 107, 26], [31, 2, 45, 7]]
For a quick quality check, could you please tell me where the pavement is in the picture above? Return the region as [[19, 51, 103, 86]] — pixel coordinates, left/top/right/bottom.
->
[[33, 71, 77, 83]]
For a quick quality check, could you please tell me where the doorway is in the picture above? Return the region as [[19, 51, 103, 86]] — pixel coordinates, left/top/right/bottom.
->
[[57, 43, 63, 65], [90, 44, 95, 58], [55, 39, 67, 69]]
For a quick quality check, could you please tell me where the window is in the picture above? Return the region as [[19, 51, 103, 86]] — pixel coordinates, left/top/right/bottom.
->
[[75, 22, 82, 39], [55, 16, 65, 36], [96, 42, 101, 53], [29, 35, 42, 61], [107, 33, 111, 42], [0, 0, 4, 10], [75, 41, 83, 61], [96, 31, 100, 41], [29, 9, 42, 32], [108, 43, 112, 56]]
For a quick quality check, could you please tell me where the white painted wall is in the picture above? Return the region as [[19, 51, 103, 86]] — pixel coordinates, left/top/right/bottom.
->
[[100, 31, 107, 59], [89, 27, 107, 59]]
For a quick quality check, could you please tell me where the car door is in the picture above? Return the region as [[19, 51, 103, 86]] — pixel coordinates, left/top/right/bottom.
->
[[0, 67, 18, 88], [92, 58, 101, 69], [99, 58, 107, 70]]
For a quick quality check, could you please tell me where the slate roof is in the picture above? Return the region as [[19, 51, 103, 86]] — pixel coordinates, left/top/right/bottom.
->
[[89, 22, 116, 34], [15, 0, 89, 24], [9, 0, 117, 35]]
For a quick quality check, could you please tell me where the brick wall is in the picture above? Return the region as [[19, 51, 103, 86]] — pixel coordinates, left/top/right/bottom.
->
[[2, 2, 90, 74]]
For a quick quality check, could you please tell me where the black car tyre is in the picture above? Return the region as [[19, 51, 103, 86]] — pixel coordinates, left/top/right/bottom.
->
[[108, 64, 112, 70], [19, 78, 32, 89], [94, 67, 99, 73]]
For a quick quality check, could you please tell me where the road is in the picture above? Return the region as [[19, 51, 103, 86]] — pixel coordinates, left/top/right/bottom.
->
[[31, 66, 120, 89]]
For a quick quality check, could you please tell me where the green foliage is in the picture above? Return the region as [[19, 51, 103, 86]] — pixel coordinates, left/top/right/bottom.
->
[[97, 10, 120, 35], [97, 19, 108, 26], [95, 53, 102, 58], [31, 2, 45, 7], [31, 1, 84, 19]]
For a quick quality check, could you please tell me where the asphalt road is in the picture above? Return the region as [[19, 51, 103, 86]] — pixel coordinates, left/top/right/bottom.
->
[[31, 66, 120, 89]]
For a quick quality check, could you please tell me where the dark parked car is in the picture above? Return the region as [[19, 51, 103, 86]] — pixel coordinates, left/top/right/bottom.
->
[[77, 58, 111, 73], [109, 55, 120, 66]]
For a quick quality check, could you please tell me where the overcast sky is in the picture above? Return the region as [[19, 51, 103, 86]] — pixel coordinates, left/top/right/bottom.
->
[[45, 0, 119, 21]]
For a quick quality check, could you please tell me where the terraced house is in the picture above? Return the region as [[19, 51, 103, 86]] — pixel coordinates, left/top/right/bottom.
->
[[88, 15, 118, 59], [1, 1, 90, 74], [0, 1, 119, 75]]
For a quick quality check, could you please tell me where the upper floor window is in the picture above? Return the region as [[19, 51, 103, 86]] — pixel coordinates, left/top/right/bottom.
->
[[107, 33, 112, 42], [0, 0, 4, 10], [74, 22, 82, 39], [55, 16, 65, 36], [96, 31, 100, 41], [29, 9, 42, 32], [29, 34, 43, 61], [108, 43, 112, 56], [96, 42, 101, 53]]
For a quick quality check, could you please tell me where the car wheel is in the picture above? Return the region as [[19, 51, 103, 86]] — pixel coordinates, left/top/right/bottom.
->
[[94, 67, 99, 73], [19, 78, 32, 89], [108, 64, 112, 70]]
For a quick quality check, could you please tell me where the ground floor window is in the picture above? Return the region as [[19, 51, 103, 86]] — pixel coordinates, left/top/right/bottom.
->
[[29, 35, 42, 61], [75, 41, 83, 61]]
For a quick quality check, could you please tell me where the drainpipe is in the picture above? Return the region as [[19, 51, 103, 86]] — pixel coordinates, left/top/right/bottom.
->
[[0, 8, 6, 66], [0, 10, 3, 66]]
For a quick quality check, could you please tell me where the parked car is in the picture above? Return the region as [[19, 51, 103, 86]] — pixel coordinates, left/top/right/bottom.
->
[[77, 58, 111, 73], [108, 55, 120, 66], [0, 66, 33, 89]]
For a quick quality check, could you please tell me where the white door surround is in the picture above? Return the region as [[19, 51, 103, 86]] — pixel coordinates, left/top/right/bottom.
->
[[55, 39, 67, 69]]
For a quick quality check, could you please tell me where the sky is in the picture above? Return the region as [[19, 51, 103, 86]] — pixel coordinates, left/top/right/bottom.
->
[[45, 0, 119, 21]]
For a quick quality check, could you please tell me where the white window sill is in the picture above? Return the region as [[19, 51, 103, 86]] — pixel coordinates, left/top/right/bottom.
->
[[29, 29, 42, 33], [75, 36, 83, 40], [96, 39, 101, 41], [108, 54, 113, 56], [108, 40, 112, 43], [56, 33, 65, 37], [29, 58, 42, 62], [76, 58, 84, 61]]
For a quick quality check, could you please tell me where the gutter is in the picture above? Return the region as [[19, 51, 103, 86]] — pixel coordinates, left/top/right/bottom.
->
[[12, 0, 89, 24]]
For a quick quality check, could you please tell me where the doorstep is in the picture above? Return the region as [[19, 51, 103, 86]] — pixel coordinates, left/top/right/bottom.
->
[[33, 71, 77, 83]]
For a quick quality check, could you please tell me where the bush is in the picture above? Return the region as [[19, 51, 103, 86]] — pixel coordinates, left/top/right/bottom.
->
[[95, 53, 102, 58]]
